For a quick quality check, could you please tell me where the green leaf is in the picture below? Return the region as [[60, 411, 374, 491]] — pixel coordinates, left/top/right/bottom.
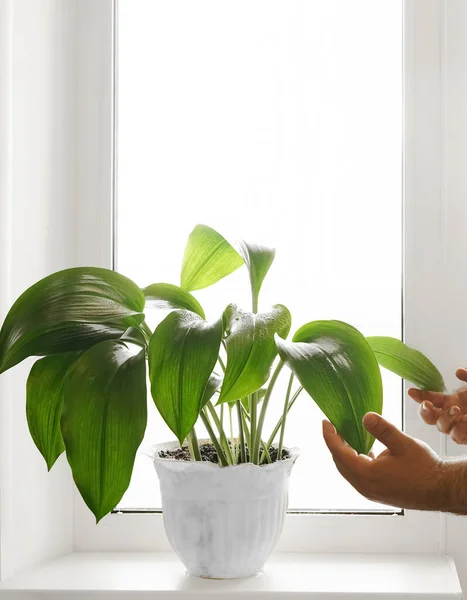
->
[[228, 388, 267, 411], [148, 310, 223, 443], [0, 267, 145, 374], [26, 352, 80, 471], [202, 372, 223, 409], [180, 225, 244, 291], [61, 339, 147, 522], [143, 283, 205, 318], [120, 327, 147, 347], [237, 241, 275, 311], [366, 336, 445, 392], [276, 320, 383, 455], [218, 304, 292, 404]]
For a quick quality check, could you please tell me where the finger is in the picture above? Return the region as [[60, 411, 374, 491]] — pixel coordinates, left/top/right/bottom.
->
[[456, 368, 467, 383], [450, 416, 467, 444], [419, 400, 442, 425], [363, 413, 412, 455], [408, 388, 448, 409], [322, 420, 367, 473], [436, 405, 462, 434]]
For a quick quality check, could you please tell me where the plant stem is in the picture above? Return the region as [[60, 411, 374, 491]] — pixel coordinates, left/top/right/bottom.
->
[[220, 403, 225, 431], [236, 401, 247, 463], [252, 292, 258, 314], [238, 403, 272, 463], [188, 429, 202, 461], [229, 404, 237, 462], [218, 354, 226, 372], [252, 361, 284, 464], [260, 440, 272, 463], [262, 386, 303, 459], [240, 406, 251, 450], [141, 320, 153, 340], [277, 372, 294, 459], [206, 402, 234, 465], [249, 392, 257, 460], [200, 410, 229, 467]]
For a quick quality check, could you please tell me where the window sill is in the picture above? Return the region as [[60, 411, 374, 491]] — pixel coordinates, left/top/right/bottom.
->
[[0, 552, 461, 599]]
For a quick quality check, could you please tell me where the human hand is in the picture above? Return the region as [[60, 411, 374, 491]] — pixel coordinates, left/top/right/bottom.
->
[[408, 368, 467, 444], [322, 413, 447, 510]]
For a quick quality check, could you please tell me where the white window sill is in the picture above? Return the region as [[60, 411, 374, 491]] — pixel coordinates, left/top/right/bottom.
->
[[0, 552, 461, 599]]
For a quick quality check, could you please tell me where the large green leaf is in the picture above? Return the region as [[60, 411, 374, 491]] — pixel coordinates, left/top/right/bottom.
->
[[26, 352, 80, 471], [366, 336, 445, 392], [180, 225, 244, 291], [237, 241, 275, 311], [218, 304, 291, 404], [276, 320, 383, 454], [0, 267, 145, 374], [143, 283, 205, 318], [148, 310, 223, 443], [61, 340, 147, 522]]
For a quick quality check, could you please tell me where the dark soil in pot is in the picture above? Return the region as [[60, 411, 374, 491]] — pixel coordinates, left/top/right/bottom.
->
[[158, 443, 291, 464]]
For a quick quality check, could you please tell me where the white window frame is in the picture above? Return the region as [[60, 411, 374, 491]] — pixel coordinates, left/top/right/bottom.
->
[[71, 0, 455, 554], [1, 0, 467, 583]]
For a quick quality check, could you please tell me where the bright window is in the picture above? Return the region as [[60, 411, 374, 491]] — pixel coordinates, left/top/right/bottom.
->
[[116, 0, 403, 511]]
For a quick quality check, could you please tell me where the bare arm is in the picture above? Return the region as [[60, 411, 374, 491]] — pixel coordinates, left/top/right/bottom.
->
[[322, 414, 467, 515], [441, 459, 467, 515]]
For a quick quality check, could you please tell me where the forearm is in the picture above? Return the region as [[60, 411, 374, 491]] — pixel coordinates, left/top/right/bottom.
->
[[436, 459, 467, 515]]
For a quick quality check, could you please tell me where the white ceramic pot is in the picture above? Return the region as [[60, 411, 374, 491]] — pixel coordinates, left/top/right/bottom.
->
[[151, 440, 299, 579]]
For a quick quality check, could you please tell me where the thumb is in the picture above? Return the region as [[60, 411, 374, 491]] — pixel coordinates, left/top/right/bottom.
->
[[456, 367, 467, 383], [363, 413, 411, 454]]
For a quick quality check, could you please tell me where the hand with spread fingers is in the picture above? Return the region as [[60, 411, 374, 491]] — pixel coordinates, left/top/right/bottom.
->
[[322, 412, 467, 514], [408, 367, 467, 444]]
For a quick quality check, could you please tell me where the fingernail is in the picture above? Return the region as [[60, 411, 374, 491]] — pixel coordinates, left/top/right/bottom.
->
[[449, 407, 458, 416], [422, 401, 428, 411], [363, 413, 378, 428]]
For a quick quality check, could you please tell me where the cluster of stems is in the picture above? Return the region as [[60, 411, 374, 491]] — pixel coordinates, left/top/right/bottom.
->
[[186, 291, 303, 465]]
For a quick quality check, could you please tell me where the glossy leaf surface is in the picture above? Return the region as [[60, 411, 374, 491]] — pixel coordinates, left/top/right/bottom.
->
[[276, 320, 383, 454], [26, 352, 80, 470], [237, 241, 275, 310], [366, 336, 445, 392], [180, 225, 243, 291], [148, 310, 223, 442], [61, 340, 147, 522], [218, 304, 291, 404], [0, 267, 145, 373], [143, 283, 205, 318]]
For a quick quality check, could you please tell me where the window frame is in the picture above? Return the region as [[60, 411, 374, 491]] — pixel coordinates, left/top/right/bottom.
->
[[71, 0, 451, 554]]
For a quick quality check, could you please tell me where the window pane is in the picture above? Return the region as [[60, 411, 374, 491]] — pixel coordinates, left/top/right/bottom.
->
[[116, 0, 402, 511]]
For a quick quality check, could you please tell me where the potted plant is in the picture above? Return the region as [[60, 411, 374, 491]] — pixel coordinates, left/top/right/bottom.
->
[[0, 224, 445, 579]]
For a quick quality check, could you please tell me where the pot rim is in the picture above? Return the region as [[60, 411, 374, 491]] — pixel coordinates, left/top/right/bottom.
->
[[143, 438, 300, 470]]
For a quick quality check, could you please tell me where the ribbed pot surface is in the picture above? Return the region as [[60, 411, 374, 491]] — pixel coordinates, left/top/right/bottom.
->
[[152, 441, 299, 579]]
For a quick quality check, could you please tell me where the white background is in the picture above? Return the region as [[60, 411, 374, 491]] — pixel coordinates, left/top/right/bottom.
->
[[117, 0, 403, 511], [2, 0, 467, 596]]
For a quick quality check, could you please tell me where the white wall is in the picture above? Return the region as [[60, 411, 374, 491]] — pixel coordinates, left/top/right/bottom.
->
[[441, 0, 467, 592], [0, 0, 76, 580]]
